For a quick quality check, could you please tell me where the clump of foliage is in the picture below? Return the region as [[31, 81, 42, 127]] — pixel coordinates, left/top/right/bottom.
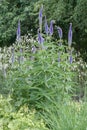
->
[[0, 95, 49, 130], [4, 28, 77, 109], [0, 5, 86, 109], [73, 58, 87, 101], [40, 101, 87, 130], [0, 5, 87, 130]]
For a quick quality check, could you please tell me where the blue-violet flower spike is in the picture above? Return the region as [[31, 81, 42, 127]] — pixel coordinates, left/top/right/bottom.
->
[[39, 6, 43, 31], [49, 20, 54, 36], [17, 20, 21, 41], [57, 26, 63, 39], [45, 16, 49, 35], [69, 50, 73, 64], [38, 29, 44, 44], [69, 55, 73, 64], [11, 48, 15, 64], [68, 23, 72, 47], [39, 6, 43, 19]]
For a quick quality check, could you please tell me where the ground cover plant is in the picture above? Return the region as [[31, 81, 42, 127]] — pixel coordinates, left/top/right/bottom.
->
[[0, 95, 49, 130], [0, 6, 87, 130]]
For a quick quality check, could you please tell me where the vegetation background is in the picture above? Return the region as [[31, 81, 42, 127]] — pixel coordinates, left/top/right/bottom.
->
[[0, 1, 87, 130], [0, 0, 87, 60]]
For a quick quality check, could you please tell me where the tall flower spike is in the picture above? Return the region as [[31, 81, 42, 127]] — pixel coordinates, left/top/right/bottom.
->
[[69, 55, 73, 64], [38, 29, 44, 45], [11, 48, 15, 65], [57, 26, 63, 39], [17, 20, 21, 41], [69, 51, 73, 64], [68, 23, 72, 47], [45, 16, 49, 35], [31, 46, 36, 60], [49, 20, 54, 36], [39, 6, 43, 32]]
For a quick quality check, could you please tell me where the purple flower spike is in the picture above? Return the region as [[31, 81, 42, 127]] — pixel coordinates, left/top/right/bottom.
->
[[68, 23, 72, 47], [45, 16, 49, 35], [57, 26, 63, 39], [17, 20, 21, 41], [69, 50, 73, 64], [39, 6, 43, 31], [69, 55, 73, 64], [38, 29, 44, 44], [11, 48, 15, 64], [39, 6, 43, 19], [49, 20, 54, 36]]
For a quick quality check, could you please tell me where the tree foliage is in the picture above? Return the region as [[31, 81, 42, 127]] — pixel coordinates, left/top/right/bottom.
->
[[0, 0, 38, 46]]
